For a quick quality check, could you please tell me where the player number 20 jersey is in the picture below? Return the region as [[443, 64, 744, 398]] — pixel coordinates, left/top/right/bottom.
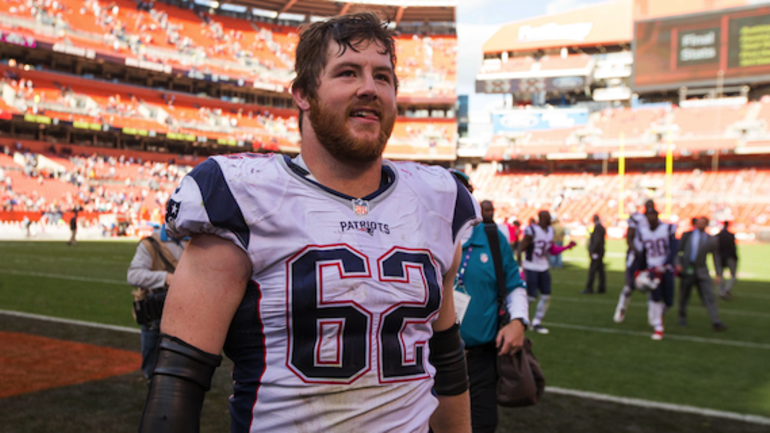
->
[[165, 154, 480, 433]]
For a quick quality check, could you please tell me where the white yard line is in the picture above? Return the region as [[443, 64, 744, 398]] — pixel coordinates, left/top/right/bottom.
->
[[553, 296, 770, 319], [0, 269, 127, 285], [1, 309, 769, 424], [543, 321, 770, 350], [546, 387, 770, 425], [0, 309, 139, 334]]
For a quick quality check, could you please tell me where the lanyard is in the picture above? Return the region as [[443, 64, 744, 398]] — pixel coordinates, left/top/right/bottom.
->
[[455, 246, 473, 293]]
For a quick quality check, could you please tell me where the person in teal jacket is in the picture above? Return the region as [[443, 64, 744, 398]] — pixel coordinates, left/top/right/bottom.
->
[[456, 199, 529, 433]]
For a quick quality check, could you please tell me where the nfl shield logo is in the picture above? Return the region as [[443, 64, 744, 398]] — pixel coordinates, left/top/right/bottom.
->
[[352, 198, 369, 217]]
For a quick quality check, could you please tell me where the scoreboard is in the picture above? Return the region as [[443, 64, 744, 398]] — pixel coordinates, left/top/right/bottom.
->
[[633, 4, 770, 92]]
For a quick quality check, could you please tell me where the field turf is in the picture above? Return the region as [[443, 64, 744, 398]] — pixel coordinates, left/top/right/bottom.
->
[[0, 239, 768, 432]]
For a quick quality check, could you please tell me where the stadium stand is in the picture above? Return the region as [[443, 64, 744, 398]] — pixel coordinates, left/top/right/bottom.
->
[[468, 166, 770, 235], [482, 100, 770, 160], [0, 0, 461, 236], [0, 0, 455, 99]]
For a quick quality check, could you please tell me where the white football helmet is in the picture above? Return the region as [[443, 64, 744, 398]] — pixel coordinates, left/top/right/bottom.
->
[[634, 269, 661, 293]]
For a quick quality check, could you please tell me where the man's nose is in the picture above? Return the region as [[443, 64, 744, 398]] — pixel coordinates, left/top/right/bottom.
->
[[357, 73, 378, 100]]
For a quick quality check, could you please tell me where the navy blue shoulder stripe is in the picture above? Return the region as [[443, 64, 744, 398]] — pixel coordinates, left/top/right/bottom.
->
[[189, 159, 250, 249], [451, 176, 477, 242]]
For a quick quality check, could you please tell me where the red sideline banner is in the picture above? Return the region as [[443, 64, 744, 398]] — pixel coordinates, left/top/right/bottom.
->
[[0, 211, 102, 223]]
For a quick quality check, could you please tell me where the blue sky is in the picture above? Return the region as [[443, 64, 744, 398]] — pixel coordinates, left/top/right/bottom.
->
[[455, 0, 613, 121]]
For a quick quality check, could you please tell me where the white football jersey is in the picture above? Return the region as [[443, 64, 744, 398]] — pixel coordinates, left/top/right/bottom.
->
[[522, 224, 553, 272], [636, 222, 677, 268], [627, 212, 648, 252], [165, 153, 480, 433]]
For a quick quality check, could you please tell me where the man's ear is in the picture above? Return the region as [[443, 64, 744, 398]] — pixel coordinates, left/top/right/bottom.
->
[[292, 86, 311, 112]]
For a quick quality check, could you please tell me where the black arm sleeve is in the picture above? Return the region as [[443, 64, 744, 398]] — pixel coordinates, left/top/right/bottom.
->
[[429, 323, 469, 396], [138, 334, 222, 433]]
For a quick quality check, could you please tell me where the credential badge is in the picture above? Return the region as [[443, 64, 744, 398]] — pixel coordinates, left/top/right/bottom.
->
[[352, 198, 369, 217]]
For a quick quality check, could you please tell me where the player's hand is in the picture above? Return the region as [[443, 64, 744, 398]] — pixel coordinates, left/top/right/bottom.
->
[[675, 265, 682, 274], [165, 272, 174, 287], [714, 275, 722, 285], [496, 319, 525, 356], [567, 241, 577, 249]]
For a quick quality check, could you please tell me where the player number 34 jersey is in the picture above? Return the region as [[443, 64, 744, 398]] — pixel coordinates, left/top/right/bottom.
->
[[522, 224, 554, 272], [165, 154, 480, 433]]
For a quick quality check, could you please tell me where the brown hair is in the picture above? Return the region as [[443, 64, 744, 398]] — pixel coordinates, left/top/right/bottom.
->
[[292, 12, 399, 130]]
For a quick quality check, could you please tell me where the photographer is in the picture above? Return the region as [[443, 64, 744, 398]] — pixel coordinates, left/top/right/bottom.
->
[[127, 223, 186, 378]]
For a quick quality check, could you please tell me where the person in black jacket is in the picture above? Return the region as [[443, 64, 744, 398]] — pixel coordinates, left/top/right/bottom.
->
[[717, 221, 738, 300], [583, 214, 606, 294]]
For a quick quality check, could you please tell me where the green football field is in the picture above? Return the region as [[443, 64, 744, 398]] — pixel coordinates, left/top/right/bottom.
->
[[0, 239, 768, 421]]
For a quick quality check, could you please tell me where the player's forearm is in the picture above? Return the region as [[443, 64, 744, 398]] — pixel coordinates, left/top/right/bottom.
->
[[431, 392, 471, 433]]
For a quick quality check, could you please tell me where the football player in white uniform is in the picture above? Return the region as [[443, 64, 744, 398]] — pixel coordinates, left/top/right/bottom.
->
[[635, 208, 678, 340], [138, 13, 483, 433], [516, 210, 576, 334], [613, 199, 655, 323]]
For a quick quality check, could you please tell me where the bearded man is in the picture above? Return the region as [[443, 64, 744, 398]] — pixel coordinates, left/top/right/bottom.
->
[[139, 13, 478, 433]]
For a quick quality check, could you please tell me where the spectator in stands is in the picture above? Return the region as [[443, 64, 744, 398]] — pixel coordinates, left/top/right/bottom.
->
[[717, 221, 738, 300], [676, 217, 727, 331], [127, 223, 187, 378], [583, 214, 606, 294]]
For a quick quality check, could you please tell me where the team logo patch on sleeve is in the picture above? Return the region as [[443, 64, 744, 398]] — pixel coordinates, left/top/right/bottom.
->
[[166, 199, 181, 224]]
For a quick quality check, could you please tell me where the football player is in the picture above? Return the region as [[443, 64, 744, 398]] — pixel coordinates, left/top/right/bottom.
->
[[613, 199, 656, 323], [516, 210, 576, 334], [635, 208, 678, 340], [139, 13, 479, 433]]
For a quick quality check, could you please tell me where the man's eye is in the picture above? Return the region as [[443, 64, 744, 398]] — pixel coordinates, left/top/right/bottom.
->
[[376, 74, 391, 82], [340, 71, 355, 77]]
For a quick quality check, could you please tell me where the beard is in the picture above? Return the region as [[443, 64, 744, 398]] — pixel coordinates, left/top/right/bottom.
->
[[307, 96, 395, 165]]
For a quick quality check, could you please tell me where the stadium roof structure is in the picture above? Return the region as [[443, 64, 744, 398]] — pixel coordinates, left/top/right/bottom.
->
[[481, 0, 754, 55], [228, 0, 457, 24], [482, 0, 633, 55]]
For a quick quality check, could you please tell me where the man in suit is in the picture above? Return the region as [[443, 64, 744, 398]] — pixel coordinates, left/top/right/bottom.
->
[[717, 221, 738, 300], [676, 217, 728, 331], [582, 214, 606, 294]]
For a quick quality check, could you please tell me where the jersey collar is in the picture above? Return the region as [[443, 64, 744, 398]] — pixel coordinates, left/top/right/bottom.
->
[[463, 224, 488, 248], [282, 154, 397, 202]]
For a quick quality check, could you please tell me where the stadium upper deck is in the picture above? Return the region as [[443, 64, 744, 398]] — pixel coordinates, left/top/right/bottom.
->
[[483, 98, 770, 162], [475, 0, 755, 106], [0, 0, 457, 101], [0, 0, 459, 161]]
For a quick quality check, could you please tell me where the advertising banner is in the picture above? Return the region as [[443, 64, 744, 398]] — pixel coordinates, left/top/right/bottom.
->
[[492, 108, 588, 133]]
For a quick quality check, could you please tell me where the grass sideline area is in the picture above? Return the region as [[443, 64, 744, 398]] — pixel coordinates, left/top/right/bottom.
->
[[0, 239, 769, 431]]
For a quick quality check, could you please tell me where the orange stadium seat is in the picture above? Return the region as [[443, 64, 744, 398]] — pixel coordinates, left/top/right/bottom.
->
[[468, 168, 770, 230], [671, 104, 748, 137]]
